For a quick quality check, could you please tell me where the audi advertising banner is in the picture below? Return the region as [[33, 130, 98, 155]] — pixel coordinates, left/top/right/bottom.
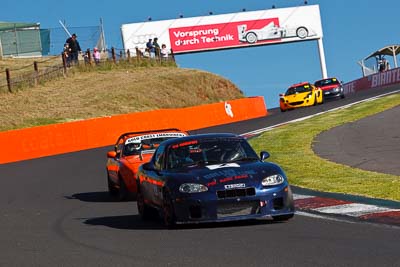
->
[[121, 5, 323, 55]]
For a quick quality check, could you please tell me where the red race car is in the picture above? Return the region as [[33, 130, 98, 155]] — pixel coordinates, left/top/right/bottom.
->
[[314, 77, 345, 99], [106, 128, 188, 200]]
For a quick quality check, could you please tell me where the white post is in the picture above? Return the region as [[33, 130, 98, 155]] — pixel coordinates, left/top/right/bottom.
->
[[100, 18, 107, 52], [392, 46, 398, 68], [59, 20, 72, 37], [317, 38, 328, 78]]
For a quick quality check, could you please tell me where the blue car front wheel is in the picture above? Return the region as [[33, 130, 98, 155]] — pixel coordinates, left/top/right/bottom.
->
[[162, 192, 176, 228]]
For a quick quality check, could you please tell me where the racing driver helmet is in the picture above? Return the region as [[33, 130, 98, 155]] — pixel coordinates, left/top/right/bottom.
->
[[126, 140, 142, 154], [131, 140, 142, 151]]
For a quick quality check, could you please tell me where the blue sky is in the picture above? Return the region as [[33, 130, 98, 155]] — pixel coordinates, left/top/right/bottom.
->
[[3, 0, 399, 108]]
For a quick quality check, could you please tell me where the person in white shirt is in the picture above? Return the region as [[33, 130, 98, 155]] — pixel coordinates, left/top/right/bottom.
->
[[160, 44, 169, 59]]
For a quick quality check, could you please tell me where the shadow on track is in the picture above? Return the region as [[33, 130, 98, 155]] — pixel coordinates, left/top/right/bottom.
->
[[65, 191, 122, 202], [83, 214, 285, 230]]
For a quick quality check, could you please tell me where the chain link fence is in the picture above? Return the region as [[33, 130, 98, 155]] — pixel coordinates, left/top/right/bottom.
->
[[47, 26, 104, 56]]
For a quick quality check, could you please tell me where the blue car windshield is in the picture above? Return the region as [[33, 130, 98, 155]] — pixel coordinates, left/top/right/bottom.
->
[[167, 138, 259, 170]]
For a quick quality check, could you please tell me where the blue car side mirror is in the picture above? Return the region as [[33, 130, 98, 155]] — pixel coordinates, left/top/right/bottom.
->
[[260, 151, 270, 161]]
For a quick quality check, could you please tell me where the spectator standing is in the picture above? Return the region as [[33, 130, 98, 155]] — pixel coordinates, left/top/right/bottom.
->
[[93, 47, 101, 65], [153, 37, 160, 58], [384, 58, 390, 71], [379, 57, 389, 72], [65, 33, 81, 65], [160, 44, 169, 59], [146, 38, 155, 58]]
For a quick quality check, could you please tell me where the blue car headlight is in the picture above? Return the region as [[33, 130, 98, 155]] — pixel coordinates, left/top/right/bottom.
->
[[262, 174, 284, 186], [179, 183, 208, 193]]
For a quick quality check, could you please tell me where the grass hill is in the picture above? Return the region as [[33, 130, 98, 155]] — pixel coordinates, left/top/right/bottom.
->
[[0, 59, 245, 131]]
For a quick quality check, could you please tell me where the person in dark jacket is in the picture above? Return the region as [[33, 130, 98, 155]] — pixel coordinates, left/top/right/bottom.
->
[[153, 37, 160, 58], [65, 33, 81, 65], [146, 38, 155, 58]]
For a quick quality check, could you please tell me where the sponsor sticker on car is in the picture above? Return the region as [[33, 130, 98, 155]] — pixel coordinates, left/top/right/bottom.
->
[[126, 132, 186, 144], [224, 183, 246, 189]]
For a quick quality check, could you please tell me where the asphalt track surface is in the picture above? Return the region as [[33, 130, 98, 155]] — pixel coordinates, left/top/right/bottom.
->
[[0, 86, 399, 267], [313, 105, 400, 176]]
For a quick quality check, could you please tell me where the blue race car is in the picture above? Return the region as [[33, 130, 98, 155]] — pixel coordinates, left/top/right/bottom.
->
[[136, 133, 294, 227]]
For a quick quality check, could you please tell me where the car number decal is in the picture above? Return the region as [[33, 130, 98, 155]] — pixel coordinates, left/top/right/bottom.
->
[[224, 183, 246, 189]]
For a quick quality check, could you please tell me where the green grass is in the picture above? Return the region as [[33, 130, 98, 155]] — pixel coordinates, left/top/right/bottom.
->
[[249, 93, 400, 201], [0, 60, 244, 131]]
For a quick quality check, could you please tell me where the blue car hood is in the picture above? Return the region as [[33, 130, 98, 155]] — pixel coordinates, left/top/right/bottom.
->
[[170, 161, 283, 187]]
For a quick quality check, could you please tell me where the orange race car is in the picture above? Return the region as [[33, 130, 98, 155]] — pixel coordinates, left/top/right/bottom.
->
[[106, 128, 188, 200], [279, 82, 324, 112]]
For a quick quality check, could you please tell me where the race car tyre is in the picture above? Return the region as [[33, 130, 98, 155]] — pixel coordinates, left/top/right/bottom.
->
[[272, 214, 294, 221], [162, 191, 176, 228], [280, 108, 286, 112], [296, 27, 308, 39], [107, 174, 119, 197], [341, 93, 345, 99], [137, 189, 152, 220], [313, 95, 318, 106], [117, 177, 129, 201], [245, 32, 258, 44]]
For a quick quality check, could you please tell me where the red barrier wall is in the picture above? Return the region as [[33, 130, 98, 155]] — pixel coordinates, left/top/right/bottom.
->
[[0, 96, 267, 164], [343, 67, 400, 94]]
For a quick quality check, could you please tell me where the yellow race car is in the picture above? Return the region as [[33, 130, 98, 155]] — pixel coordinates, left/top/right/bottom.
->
[[279, 82, 324, 112]]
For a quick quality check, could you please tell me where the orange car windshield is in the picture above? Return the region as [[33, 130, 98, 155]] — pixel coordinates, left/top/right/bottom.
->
[[124, 137, 172, 156]]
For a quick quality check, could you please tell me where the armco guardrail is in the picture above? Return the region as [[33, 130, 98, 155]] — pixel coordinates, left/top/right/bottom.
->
[[343, 67, 400, 94], [0, 96, 267, 164]]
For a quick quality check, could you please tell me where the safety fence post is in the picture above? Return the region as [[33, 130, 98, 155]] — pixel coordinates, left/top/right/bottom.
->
[[170, 49, 175, 62], [86, 48, 91, 65], [6, 68, 12, 92], [135, 47, 141, 64], [33, 61, 39, 86], [111, 47, 116, 64], [127, 49, 131, 63]]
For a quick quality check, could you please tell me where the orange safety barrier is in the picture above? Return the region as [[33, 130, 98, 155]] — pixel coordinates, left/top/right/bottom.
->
[[0, 96, 267, 164]]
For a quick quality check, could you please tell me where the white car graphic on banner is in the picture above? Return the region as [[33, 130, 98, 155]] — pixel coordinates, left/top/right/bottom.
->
[[238, 22, 316, 44]]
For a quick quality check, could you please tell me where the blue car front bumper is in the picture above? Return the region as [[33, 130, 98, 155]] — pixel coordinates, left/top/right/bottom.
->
[[172, 184, 295, 224]]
